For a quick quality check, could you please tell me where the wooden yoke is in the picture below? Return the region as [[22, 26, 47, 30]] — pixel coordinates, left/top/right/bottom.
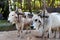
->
[[15, 9, 25, 23]]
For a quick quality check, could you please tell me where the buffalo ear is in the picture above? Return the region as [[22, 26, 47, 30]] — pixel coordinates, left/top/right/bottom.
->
[[38, 14, 43, 18]]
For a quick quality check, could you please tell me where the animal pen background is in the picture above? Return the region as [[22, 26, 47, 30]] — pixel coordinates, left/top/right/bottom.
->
[[9, 0, 60, 38], [0, 0, 60, 38]]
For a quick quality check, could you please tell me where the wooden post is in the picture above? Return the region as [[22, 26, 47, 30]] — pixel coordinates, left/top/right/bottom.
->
[[41, 0, 46, 39], [41, 0, 46, 30]]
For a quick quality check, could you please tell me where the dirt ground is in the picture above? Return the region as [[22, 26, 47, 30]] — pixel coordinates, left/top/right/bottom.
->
[[0, 30, 60, 40]]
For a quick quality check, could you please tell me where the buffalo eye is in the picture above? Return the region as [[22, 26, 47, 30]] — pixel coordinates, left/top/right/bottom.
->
[[12, 15, 14, 16], [35, 19, 37, 22]]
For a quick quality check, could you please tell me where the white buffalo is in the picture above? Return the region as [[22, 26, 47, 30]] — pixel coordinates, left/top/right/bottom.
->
[[31, 14, 44, 37], [32, 14, 43, 30], [45, 12, 60, 34], [8, 9, 33, 37], [32, 12, 60, 37]]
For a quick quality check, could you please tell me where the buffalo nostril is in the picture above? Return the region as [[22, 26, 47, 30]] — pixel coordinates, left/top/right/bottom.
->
[[30, 26, 34, 29], [39, 20, 41, 23]]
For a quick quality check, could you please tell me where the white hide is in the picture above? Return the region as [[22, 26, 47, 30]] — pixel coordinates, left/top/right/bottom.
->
[[32, 14, 43, 36], [8, 11, 18, 24], [24, 12, 32, 21], [32, 14, 43, 30], [8, 11, 33, 37], [46, 12, 60, 33], [32, 12, 60, 37]]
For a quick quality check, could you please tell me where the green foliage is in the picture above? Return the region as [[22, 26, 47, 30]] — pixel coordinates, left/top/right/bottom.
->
[[0, 0, 60, 19], [15, 2, 21, 8], [0, 20, 16, 31]]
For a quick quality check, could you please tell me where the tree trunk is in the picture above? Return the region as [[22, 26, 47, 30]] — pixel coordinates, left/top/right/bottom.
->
[[50, 0, 55, 8], [34, 0, 35, 11], [18, 0, 22, 9], [27, 0, 32, 13]]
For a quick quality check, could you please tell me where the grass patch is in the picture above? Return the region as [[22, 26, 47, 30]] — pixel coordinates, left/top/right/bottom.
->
[[0, 20, 16, 31]]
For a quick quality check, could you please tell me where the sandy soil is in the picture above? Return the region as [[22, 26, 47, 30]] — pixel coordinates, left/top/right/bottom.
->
[[0, 30, 60, 40]]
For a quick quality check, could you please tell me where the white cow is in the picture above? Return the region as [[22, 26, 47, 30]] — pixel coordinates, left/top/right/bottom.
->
[[32, 14, 43, 30], [45, 12, 60, 34], [8, 9, 33, 37], [32, 12, 60, 37], [31, 14, 43, 37]]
